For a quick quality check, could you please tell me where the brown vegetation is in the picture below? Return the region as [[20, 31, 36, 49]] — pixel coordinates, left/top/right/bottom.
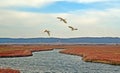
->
[[60, 45, 120, 65], [0, 68, 20, 73], [0, 45, 54, 57], [0, 44, 120, 66]]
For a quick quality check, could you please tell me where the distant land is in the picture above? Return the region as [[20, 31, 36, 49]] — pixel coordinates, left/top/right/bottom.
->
[[0, 37, 120, 44]]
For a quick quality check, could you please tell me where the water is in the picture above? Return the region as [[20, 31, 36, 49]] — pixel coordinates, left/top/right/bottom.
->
[[0, 49, 120, 73]]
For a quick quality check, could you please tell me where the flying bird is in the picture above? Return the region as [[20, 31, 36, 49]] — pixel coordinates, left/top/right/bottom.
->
[[57, 17, 67, 24], [68, 26, 78, 31], [44, 30, 50, 36]]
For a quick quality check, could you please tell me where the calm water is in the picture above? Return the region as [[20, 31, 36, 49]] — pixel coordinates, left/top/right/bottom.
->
[[0, 49, 120, 73]]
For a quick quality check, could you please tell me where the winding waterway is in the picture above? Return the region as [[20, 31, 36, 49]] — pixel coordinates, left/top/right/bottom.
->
[[0, 49, 120, 73]]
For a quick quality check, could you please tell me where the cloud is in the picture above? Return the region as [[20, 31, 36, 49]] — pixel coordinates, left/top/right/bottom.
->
[[0, 8, 120, 38], [67, 0, 110, 3], [0, 0, 119, 8], [0, 9, 69, 26], [0, 9, 70, 37], [0, 0, 60, 7], [0, 0, 119, 38]]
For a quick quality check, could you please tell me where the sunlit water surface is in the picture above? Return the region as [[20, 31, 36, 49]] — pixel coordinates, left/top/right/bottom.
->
[[0, 49, 120, 73]]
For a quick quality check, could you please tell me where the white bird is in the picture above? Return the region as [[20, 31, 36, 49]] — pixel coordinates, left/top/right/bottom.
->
[[57, 17, 67, 24], [44, 30, 50, 36], [68, 26, 78, 31]]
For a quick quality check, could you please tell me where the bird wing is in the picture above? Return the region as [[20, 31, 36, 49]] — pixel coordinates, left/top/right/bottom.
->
[[68, 26, 73, 29], [47, 31, 50, 36], [68, 26, 74, 31], [74, 28, 78, 30], [57, 17, 62, 20], [44, 30, 47, 32], [44, 30, 50, 36], [62, 19, 67, 24], [68, 26, 78, 31], [57, 17, 67, 24]]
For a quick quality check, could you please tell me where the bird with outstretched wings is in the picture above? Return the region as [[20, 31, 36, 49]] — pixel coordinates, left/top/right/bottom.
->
[[57, 17, 67, 24], [68, 26, 78, 31], [44, 30, 50, 36]]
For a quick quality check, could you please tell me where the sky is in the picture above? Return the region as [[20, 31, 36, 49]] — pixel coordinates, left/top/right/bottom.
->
[[0, 0, 120, 38]]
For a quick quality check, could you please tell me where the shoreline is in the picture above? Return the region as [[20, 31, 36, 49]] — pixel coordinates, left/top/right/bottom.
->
[[0, 44, 120, 73], [0, 44, 120, 64], [0, 43, 119, 45], [0, 68, 20, 73], [59, 45, 120, 65]]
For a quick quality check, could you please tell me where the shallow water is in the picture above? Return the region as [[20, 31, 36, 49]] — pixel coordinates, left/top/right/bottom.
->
[[0, 49, 120, 73]]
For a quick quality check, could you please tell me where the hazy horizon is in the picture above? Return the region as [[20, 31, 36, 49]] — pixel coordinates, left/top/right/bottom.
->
[[0, 36, 120, 39]]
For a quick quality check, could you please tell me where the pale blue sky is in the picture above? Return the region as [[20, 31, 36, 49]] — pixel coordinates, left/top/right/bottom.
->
[[0, 0, 120, 38]]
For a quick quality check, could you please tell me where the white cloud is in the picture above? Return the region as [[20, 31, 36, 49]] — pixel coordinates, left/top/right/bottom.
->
[[79, 0, 108, 3], [0, 8, 120, 38], [0, 0, 60, 7], [0, 0, 118, 8], [66, 0, 115, 3], [0, 9, 69, 26], [0, 0, 120, 38]]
